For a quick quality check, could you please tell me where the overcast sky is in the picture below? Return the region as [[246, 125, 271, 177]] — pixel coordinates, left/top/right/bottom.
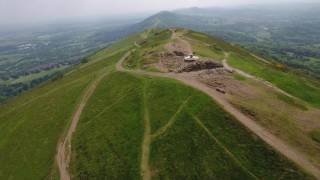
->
[[0, 0, 317, 25]]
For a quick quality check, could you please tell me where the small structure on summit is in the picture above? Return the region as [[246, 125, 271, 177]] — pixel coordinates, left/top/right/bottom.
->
[[184, 54, 199, 62]]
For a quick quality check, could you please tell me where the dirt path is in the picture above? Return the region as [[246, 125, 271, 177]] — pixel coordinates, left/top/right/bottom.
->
[[168, 29, 193, 55], [56, 70, 109, 180], [56, 54, 130, 180], [222, 53, 296, 99], [116, 50, 320, 179], [151, 97, 191, 139], [134, 42, 141, 48], [250, 53, 272, 64], [192, 115, 259, 179], [141, 85, 152, 180]]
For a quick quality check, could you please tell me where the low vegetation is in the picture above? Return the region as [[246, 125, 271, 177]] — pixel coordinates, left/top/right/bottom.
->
[[228, 53, 320, 107], [185, 34, 225, 61], [0, 28, 318, 179], [311, 129, 320, 144], [72, 73, 144, 179], [71, 71, 311, 179], [0, 34, 138, 179], [185, 30, 320, 108], [182, 29, 320, 172], [0, 69, 91, 179], [148, 77, 311, 179], [124, 29, 172, 69]]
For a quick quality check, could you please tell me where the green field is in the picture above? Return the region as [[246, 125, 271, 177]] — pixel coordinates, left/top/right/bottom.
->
[[0, 43, 134, 179], [71, 73, 144, 179], [184, 33, 225, 61], [228, 53, 320, 107], [191, 42, 225, 61], [71, 71, 311, 179]]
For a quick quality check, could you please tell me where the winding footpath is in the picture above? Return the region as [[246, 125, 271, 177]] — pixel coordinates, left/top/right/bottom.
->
[[141, 85, 152, 180], [55, 55, 131, 180], [151, 97, 191, 139], [117, 49, 320, 179], [56, 70, 108, 180]]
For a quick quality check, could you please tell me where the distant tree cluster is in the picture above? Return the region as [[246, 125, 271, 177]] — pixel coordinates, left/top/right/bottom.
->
[[0, 71, 64, 103]]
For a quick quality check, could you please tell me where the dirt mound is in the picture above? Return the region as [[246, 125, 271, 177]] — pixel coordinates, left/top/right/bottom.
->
[[178, 61, 223, 73], [173, 51, 185, 56]]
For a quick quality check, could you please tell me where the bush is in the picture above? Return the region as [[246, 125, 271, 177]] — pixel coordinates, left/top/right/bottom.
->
[[81, 58, 89, 64], [311, 129, 320, 143], [51, 72, 64, 81]]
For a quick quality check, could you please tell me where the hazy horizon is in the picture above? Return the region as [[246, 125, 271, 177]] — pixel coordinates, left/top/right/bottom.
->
[[0, 0, 318, 26]]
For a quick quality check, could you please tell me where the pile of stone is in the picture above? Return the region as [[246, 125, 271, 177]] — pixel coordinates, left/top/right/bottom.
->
[[177, 61, 223, 73]]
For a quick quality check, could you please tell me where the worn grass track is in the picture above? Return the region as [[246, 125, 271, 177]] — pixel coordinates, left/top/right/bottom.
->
[[56, 68, 112, 180], [151, 97, 191, 139], [140, 84, 152, 180]]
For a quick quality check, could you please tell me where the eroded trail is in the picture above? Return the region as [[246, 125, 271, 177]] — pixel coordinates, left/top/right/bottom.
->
[[151, 97, 191, 139], [116, 50, 320, 179], [56, 70, 109, 180], [192, 115, 258, 179], [56, 55, 130, 180], [141, 85, 152, 180], [167, 29, 193, 55]]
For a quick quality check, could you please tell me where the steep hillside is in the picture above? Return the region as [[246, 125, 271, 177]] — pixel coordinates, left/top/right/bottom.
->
[[0, 34, 139, 179], [0, 29, 319, 179]]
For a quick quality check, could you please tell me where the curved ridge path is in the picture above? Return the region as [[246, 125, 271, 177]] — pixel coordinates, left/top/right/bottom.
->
[[117, 50, 320, 179]]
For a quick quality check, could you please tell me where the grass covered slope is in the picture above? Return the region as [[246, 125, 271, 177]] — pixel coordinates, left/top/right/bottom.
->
[[228, 53, 320, 107], [71, 73, 145, 179], [0, 75, 90, 180], [0, 28, 318, 179], [124, 29, 172, 70], [71, 70, 311, 179], [147, 77, 310, 179], [0, 33, 139, 179]]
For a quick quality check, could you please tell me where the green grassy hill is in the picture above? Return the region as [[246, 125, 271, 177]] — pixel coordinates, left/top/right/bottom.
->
[[0, 35, 137, 179], [0, 29, 319, 179], [71, 72, 310, 179]]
